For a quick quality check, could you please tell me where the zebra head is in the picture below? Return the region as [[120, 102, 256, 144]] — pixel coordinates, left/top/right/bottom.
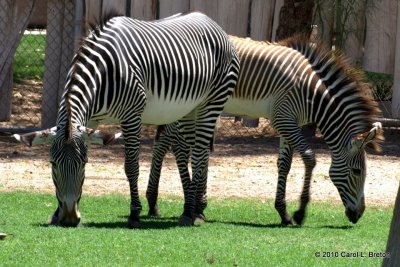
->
[[14, 125, 119, 227], [329, 122, 382, 224]]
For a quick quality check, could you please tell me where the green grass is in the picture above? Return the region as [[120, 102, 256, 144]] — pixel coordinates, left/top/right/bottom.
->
[[0, 192, 392, 266], [13, 34, 46, 82]]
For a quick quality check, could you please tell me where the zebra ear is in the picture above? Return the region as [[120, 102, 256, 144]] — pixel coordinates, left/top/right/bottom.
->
[[360, 122, 383, 151], [351, 122, 383, 150], [13, 127, 57, 146], [79, 126, 121, 145]]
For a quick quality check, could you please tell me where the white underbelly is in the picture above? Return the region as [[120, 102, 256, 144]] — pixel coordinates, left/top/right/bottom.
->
[[141, 97, 203, 125], [223, 97, 274, 119]]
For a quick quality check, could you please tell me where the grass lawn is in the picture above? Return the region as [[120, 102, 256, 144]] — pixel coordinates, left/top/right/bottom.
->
[[0, 192, 392, 266], [13, 34, 45, 82]]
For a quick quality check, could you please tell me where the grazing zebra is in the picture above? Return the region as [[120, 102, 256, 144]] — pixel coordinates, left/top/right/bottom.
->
[[145, 35, 383, 225], [14, 12, 240, 228]]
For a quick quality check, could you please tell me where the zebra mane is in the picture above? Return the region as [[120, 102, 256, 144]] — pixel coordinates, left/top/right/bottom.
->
[[63, 10, 124, 142], [64, 93, 73, 143], [74, 10, 124, 50], [278, 35, 383, 150], [87, 10, 124, 36]]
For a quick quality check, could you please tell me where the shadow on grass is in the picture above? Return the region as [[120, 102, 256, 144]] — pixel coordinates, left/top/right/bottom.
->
[[35, 216, 353, 230], [82, 215, 182, 230], [207, 220, 284, 228], [204, 219, 353, 230]]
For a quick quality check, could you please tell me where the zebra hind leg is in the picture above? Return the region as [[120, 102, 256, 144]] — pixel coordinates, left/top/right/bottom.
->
[[146, 127, 173, 218], [275, 137, 295, 225], [193, 160, 208, 225], [178, 146, 210, 226], [193, 130, 216, 224], [275, 120, 317, 225], [293, 148, 315, 225], [173, 140, 195, 220], [122, 118, 143, 229]]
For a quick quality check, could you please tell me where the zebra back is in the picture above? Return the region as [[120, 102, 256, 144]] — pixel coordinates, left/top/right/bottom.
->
[[58, 12, 238, 138], [228, 35, 382, 150]]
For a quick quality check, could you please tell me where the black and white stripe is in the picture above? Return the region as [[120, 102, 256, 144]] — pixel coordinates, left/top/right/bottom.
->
[[146, 35, 382, 225], [26, 12, 239, 227]]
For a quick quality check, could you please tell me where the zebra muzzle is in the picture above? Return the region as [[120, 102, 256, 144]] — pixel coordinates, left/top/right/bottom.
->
[[345, 198, 365, 224], [59, 201, 81, 227]]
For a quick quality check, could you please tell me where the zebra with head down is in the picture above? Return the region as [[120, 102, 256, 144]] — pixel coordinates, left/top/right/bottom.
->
[[14, 12, 239, 228], [145, 35, 383, 225]]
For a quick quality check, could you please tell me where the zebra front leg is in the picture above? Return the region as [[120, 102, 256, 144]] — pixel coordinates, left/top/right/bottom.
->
[[193, 159, 208, 224], [173, 142, 192, 204], [122, 119, 143, 229], [172, 131, 208, 224], [275, 137, 294, 225], [293, 148, 316, 225], [178, 147, 210, 226], [146, 132, 173, 217]]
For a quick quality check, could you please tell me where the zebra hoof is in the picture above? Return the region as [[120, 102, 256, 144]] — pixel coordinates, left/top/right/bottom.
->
[[127, 210, 141, 229], [280, 215, 294, 226], [194, 213, 206, 225], [178, 214, 194, 226], [148, 206, 161, 218], [293, 209, 306, 225], [127, 217, 140, 229]]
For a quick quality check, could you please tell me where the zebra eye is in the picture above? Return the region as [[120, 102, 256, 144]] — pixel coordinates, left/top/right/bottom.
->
[[352, 168, 361, 176], [50, 161, 57, 167]]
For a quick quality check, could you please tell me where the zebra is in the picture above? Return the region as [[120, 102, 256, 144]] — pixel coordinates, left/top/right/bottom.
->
[[14, 12, 240, 228], [145, 35, 383, 225]]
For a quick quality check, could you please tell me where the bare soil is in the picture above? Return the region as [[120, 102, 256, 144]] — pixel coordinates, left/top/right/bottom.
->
[[0, 80, 43, 126], [0, 79, 399, 208], [0, 130, 399, 208]]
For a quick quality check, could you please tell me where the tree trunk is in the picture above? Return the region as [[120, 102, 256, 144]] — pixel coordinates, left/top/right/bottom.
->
[[275, 0, 315, 41], [392, 1, 400, 119], [382, 183, 400, 266], [0, 0, 35, 121], [275, 0, 316, 137]]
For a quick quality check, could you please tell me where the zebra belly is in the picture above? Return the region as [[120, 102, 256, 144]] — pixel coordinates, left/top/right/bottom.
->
[[141, 98, 204, 125], [223, 98, 274, 119]]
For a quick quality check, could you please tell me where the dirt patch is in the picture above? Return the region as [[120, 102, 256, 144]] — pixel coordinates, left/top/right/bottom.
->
[[1, 130, 399, 208], [0, 80, 42, 127], [0, 79, 399, 209]]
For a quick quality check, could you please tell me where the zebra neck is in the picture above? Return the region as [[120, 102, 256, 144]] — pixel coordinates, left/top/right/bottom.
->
[[64, 89, 94, 128], [318, 121, 359, 154], [57, 101, 90, 138]]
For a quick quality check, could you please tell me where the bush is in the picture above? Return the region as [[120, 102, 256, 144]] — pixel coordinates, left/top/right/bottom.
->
[[365, 71, 393, 101]]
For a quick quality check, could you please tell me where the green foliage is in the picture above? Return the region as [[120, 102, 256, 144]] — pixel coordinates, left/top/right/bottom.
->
[[313, 0, 376, 50], [0, 192, 391, 266], [365, 71, 393, 101], [13, 34, 46, 83]]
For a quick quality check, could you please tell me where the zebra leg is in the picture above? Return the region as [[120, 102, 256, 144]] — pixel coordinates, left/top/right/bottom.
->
[[193, 130, 217, 223], [276, 121, 316, 225], [121, 118, 143, 229], [178, 146, 210, 226], [170, 125, 209, 224], [146, 131, 172, 217], [275, 137, 295, 225], [173, 131, 192, 207], [176, 116, 215, 226], [293, 147, 315, 225], [193, 159, 208, 224]]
